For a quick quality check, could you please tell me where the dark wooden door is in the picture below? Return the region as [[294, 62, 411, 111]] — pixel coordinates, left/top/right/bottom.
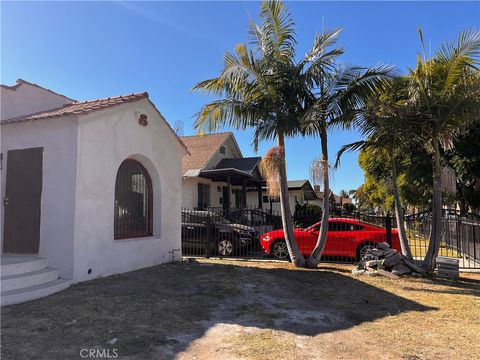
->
[[3, 147, 43, 254]]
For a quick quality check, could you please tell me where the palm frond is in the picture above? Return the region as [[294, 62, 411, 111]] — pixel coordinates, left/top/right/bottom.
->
[[334, 140, 366, 169], [259, 0, 296, 60], [193, 99, 260, 134]]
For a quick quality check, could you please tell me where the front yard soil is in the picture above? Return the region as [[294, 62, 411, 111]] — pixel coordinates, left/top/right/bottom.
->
[[2, 259, 479, 360]]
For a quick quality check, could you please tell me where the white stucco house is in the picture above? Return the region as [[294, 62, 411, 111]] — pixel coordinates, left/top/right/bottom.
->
[[1, 79, 187, 305]]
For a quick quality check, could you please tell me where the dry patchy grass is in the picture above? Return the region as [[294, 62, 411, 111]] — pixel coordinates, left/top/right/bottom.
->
[[2, 259, 479, 360], [408, 236, 459, 258]]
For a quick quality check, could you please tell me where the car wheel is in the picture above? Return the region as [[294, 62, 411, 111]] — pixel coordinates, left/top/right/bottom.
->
[[357, 243, 376, 260], [217, 239, 234, 256], [271, 240, 289, 260]]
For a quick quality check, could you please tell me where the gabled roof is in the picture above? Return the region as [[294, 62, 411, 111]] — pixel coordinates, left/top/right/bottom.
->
[[287, 179, 317, 200], [213, 157, 261, 174], [180, 132, 234, 176], [1, 88, 188, 153], [314, 189, 337, 202], [287, 180, 310, 190], [1, 79, 75, 102], [200, 157, 262, 178], [1, 93, 149, 125]]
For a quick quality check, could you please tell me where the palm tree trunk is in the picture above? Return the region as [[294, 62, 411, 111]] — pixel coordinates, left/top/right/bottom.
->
[[423, 139, 443, 272], [306, 126, 329, 267], [277, 134, 306, 267], [391, 155, 413, 260]]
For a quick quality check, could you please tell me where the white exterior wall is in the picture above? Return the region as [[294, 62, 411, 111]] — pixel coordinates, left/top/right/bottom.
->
[[203, 136, 242, 170], [1, 117, 78, 278], [182, 177, 198, 209], [309, 198, 325, 209], [1, 82, 73, 120], [72, 99, 185, 282], [182, 177, 243, 209], [247, 189, 323, 214]]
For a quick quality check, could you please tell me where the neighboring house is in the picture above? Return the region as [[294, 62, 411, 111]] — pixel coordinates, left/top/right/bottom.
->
[[180, 132, 264, 210], [254, 180, 319, 214], [180, 133, 320, 214], [1, 79, 187, 304], [312, 185, 353, 212], [333, 194, 354, 211]]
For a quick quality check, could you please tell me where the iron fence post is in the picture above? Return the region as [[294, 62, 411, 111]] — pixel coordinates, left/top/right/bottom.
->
[[473, 222, 477, 263], [386, 212, 392, 246], [205, 213, 211, 258]]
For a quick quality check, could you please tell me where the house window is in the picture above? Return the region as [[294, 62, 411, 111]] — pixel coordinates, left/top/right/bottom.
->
[[198, 183, 211, 209], [114, 159, 153, 239], [219, 146, 226, 154]]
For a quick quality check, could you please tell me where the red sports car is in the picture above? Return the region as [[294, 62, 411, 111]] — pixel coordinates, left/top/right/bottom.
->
[[259, 218, 401, 260]]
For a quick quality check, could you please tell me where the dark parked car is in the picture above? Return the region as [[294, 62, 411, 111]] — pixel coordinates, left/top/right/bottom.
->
[[226, 208, 282, 230], [181, 210, 257, 256]]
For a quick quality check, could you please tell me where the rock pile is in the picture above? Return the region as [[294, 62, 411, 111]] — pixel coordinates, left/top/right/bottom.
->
[[352, 242, 424, 278]]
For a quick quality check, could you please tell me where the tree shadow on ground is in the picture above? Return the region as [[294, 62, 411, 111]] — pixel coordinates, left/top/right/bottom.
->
[[1, 261, 436, 360], [400, 276, 480, 296]]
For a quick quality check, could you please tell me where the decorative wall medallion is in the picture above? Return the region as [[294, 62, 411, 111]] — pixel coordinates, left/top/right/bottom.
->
[[138, 114, 148, 126]]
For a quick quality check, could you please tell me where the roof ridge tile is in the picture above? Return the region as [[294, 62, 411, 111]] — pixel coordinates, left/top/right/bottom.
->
[[1, 92, 149, 125]]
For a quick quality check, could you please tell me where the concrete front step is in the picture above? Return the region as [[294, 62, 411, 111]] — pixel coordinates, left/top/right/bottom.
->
[[1, 279, 71, 306], [1, 256, 48, 277], [1, 268, 60, 292], [1, 254, 71, 306]]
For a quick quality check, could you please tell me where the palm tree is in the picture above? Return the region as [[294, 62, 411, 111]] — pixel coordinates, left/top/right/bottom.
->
[[335, 77, 416, 260], [300, 65, 393, 267], [408, 28, 480, 271], [192, 0, 342, 267]]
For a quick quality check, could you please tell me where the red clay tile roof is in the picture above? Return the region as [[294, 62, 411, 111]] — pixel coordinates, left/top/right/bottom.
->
[[180, 132, 233, 176], [1, 92, 149, 125]]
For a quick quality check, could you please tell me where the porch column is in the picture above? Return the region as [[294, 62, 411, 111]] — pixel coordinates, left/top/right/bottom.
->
[[226, 174, 231, 209], [242, 177, 247, 208], [257, 182, 263, 209]]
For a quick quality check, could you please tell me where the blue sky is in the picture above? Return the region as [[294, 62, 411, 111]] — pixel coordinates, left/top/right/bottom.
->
[[2, 1, 479, 194]]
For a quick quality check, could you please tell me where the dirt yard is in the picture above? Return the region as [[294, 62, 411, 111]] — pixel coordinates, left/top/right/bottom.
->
[[2, 259, 479, 360]]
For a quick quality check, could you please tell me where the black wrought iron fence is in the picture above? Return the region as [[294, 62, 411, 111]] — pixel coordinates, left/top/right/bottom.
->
[[181, 208, 274, 259], [181, 206, 479, 269], [403, 210, 480, 269], [182, 206, 393, 263]]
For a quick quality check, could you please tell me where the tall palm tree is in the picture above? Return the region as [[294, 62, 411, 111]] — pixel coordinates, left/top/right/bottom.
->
[[191, 0, 342, 267], [335, 77, 416, 260], [408, 28, 480, 271], [300, 65, 393, 267]]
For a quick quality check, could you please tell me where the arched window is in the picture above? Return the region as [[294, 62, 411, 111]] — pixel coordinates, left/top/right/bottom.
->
[[114, 159, 153, 239]]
